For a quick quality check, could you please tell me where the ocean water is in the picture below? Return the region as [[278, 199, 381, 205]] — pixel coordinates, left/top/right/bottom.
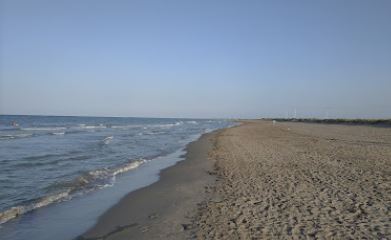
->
[[0, 115, 233, 239]]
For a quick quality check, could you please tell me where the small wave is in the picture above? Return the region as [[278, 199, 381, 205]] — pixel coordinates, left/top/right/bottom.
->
[[152, 121, 184, 129], [21, 127, 67, 131], [145, 132, 159, 135], [114, 122, 183, 130], [102, 136, 114, 144], [0, 191, 71, 225], [203, 128, 214, 133], [84, 125, 106, 129], [21, 153, 62, 162], [0, 133, 33, 140], [111, 124, 144, 129], [64, 129, 85, 134], [174, 121, 184, 126], [16, 154, 92, 168], [69, 124, 107, 131], [0, 135, 15, 140], [67, 159, 147, 191], [0, 159, 147, 225], [187, 121, 198, 124], [112, 160, 146, 177], [18, 133, 34, 137], [0, 126, 20, 131], [51, 132, 65, 135]]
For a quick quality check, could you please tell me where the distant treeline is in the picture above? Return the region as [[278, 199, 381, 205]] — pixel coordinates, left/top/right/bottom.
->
[[263, 118, 391, 127]]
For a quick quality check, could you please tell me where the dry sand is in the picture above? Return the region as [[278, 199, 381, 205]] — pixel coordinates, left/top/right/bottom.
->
[[193, 121, 391, 239], [81, 120, 391, 239]]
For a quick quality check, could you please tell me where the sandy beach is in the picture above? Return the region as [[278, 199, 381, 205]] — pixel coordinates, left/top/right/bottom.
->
[[81, 120, 391, 239], [81, 131, 219, 240], [3, 1, 391, 239]]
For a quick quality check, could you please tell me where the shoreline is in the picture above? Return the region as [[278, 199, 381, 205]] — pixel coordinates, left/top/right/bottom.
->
[[0, 121, 231, 240], [80, 120, 391, 239], [80, 129, 222, 239]]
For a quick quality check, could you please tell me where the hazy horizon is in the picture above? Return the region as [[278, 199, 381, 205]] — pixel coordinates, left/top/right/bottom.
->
[[1, 0, 390, 119], [0, 113, 391, 120]]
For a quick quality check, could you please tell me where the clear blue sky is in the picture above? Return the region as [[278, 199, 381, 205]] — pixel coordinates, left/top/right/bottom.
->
[[1, 0, 390, 118]]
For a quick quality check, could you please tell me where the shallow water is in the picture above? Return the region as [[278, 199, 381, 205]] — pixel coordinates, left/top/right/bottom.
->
[[0, 115, 232, 238], [0, 149, 188, 240]]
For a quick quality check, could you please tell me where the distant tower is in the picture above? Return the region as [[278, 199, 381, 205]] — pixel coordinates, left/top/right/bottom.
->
[[294, 108, 297, 119]]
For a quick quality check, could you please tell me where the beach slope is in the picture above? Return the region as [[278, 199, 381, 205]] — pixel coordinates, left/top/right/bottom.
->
[[81, 131, 218, 240], [194, 121, 391, 239], [82, 120, 391, 239]]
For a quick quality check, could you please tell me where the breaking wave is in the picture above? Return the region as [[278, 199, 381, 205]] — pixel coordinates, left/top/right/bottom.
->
[[0, 159, 147, 225], [102, 136, 114, 144], [0, 133, 33, 140], [0, 191, 71, 225]]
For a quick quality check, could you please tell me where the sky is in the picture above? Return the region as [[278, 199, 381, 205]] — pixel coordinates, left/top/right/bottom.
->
[[0, 0, 390, 119]]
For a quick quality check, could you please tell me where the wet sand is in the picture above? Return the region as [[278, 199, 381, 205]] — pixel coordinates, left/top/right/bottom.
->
[[81, 120, 391, 239], [81, 131, 219, 240]]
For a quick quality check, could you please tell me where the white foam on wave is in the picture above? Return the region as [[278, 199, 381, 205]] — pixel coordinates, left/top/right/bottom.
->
[[84, 125, 106, 129], [112, 160, 147, 179], [0, 135, 15, 140], [0, 191, 71, 225], [70, 124, 107, 130], [144, 131, 163, 135], [174, 121, 184, 126], [111, 122, 184, 131], [0, 133, 33, 140], [52, 132, 65, 136], [21, 127, 67, 131], [153, 121, 184, 129], [70, 159, 147, 190], [0, 159, 147, 225], [111, 124, 144, 129], [102, 136, 114, 144], [203, 128, 214, 133]]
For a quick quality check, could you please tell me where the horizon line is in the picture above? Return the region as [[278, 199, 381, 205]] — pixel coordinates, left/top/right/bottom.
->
[[0, 113, 390, 121], [0, 113, 237, 120]]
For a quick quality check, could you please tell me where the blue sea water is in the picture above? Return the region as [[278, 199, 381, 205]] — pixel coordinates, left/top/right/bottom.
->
[[0, 115, 233, 239]]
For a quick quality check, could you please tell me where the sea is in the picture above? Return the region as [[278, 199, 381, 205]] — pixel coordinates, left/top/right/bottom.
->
[[0, 115, 233, 240]]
